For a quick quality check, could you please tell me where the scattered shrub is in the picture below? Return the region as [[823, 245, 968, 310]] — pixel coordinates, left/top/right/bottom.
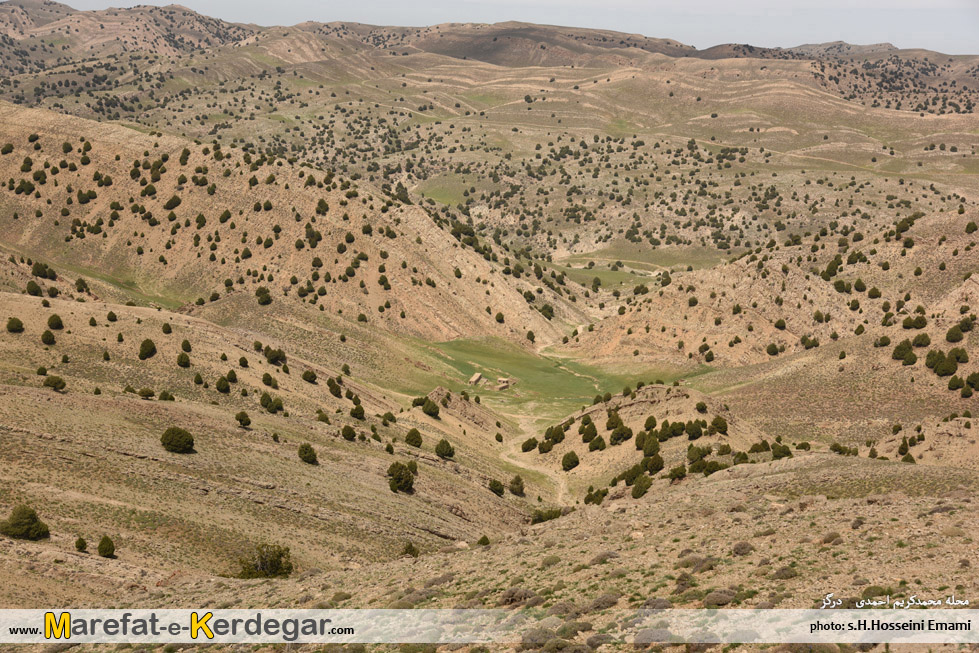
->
[[561, 451, 580, 471], [97, 535, 115, 558], [387, 462, 414, 493], [236, 543, 293, 578], [298, 443, 318, 465], [435, 439, 455, 459], [0, 505, 50, 540], [405, 428, 423, 447], [138, 339, 157, 360], [161, 427, 194, 453], [43, 375, 66, 391], [421, 398, 440, 418]]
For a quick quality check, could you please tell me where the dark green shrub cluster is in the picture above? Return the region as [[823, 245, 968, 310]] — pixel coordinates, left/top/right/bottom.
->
[[260, 392, 284, 413], [561, 451, 579, 471], [237, 543, 293, 578], [631, 474, 652, 498], [0, 505, 50, 540], [98, 535, 115, 558], [584, 486, 608, 505], [578, 414, 598, 442], [435, 439, 454, 459], [298, 443, 318, 465], [387, 462, 415, 493], [830, 442, 858, 456], [771, 442, 793, 460], [43, 375, 66, 391], [531, 508, 563, 524], [405, 428, 422, 447], [138, 339, 157, 360], [161, 427, 194, 453]]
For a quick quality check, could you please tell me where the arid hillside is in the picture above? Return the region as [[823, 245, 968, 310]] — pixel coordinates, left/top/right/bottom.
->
[[0, 2, 977, 642]]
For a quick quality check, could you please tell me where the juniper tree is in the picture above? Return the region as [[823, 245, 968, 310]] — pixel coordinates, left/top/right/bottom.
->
[[161, 427, 194, 453], [387, 462, 414, 493], [0, 505, 50, 540], [237, 544, 293, 578], [97, 535, 115, 558], [488, 479, 505, 496], [435, 439, 454, 459], [138, 339, 157, 360], [405, 428, 422, 447], [298, 443, 318, 465], [561, 451, 580, 471]]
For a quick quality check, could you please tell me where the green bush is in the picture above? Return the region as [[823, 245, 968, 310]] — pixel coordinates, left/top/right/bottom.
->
[[75, 536, 86, 552], [631, 474, 652, 499], [138, 339, 157, 360], [946, 325, 964, 343], [435, 439, 454, 459], [771, 443, 793, 460], [509, 475, 525, 496], [298, 443, 318, 465], [47, 314, 63, 330], [668, 465, 687, 482], [161, 427, 194, 453], [405, 428, 423, 447], [644, 453, 664, 474], [0, 505, 50, 540], [6, 317, 24, 333], [97, 535, 115, 558], [387, 462, 414, 493], [488, 479, 505, 496], [402, 541, 419, 558], [561, 451, 579, 471], [43, 375, 66, 391], [237, 543, 293, 578], [302, 370, 317, 383], [421, 398, 440, 419], [531, 508, 563, 524], [41, 330, 55, 345], [235, 411, 251, 427], [341, 425, 356, 441]]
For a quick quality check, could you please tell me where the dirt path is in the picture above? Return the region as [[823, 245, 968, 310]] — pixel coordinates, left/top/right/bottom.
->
[[499, 408, 573, 505]]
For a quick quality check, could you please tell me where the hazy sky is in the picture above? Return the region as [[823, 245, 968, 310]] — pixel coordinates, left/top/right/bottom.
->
[[65, 0, 979, 54]]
